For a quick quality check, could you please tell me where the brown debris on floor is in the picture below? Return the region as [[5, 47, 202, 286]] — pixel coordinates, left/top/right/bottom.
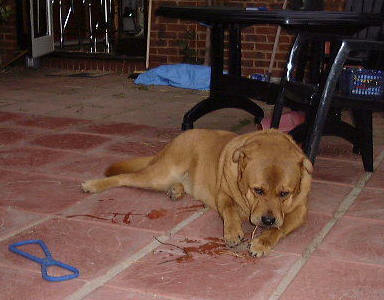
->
[[155, 236, 256, 264]]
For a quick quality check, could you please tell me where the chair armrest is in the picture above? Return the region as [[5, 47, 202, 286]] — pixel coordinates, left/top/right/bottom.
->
[[295, 32, 384, 50], [343, 39, 384, 51]]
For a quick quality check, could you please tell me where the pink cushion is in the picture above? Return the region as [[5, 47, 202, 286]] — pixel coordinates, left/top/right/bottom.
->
[[261, 111, 305, 133]]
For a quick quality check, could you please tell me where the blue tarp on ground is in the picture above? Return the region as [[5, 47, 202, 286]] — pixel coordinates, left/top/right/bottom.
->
[[134, 64, 211, 90]]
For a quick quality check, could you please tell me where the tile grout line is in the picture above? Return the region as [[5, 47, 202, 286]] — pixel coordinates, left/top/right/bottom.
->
[[65, 208, 208, 300], [269, 150, 384, 300], [0, 214, 53, 243]]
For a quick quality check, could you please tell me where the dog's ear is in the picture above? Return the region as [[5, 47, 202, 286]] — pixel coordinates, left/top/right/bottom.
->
[[232, 139, 261, 163], [284, 156, 312, 213], [302, 157, 313, 175], [232, 148, 249, 185], [280, 132, 313, 189], [296, 157, 313, 203]]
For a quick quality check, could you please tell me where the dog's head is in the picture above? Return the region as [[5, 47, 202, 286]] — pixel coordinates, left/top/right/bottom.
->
[[232, 130, 313, 228]]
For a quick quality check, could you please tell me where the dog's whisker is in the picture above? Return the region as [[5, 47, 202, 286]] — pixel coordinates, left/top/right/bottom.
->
[[251, 225, 258, 240]]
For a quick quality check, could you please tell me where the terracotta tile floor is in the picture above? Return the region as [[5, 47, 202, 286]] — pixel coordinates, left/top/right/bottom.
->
[[0, 69, 384, 299]]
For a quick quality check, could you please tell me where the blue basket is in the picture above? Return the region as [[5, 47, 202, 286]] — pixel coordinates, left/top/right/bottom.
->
[[249, 73, 269, 82], [340, 68, 384, 97]]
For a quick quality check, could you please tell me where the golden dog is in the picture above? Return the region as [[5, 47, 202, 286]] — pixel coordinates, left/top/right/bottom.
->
[[82, 129, 312, 257]]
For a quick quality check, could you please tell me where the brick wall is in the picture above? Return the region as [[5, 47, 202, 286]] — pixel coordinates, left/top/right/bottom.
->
[[39, 56, 145, 74], [150, 0, 293, 77], [0, 0, 18, 66], [149, 0, 346, 77], [0, 0, 145, 73], [0, 0, 344, 74]]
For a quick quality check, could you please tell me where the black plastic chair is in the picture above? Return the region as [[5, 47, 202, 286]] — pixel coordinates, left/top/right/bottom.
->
[[271, 0, 384, 172]]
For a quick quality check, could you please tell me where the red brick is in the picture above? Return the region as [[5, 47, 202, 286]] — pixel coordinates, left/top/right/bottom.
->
[[151, 23, 166, 31], [167, 55, 184, 63], [278, 43, 292, 51], [0, 25, 16, 32], [242, 59, 254, 67], [242, 26, 255, 34], [254, 60, 269, 67], [272, 69, 284, 77], [151, 39, 167, 47], [166, 24, 188, 32], [0, 40, 17, 48], [2, 33, 16, 40], [91, 59, 98, 70], [243, 51, 266, 59], [196, 41, 206, 47], [197, 32, 207, 40], [256, 43, 274, 51], [157, 48, 178, 55], [277, 35, 294, 44], [157, 16, 178, 24], [242, 42, 255, 50], [179, 1, 198, 5], [149, 48, 158, 55], [255, 26, 279, 34], [150, 55, 168, 64], [158, 31, 177, 39], [277, 61, 289, 68], [275, 52, 288, 61], [244, 34, 267, 42]]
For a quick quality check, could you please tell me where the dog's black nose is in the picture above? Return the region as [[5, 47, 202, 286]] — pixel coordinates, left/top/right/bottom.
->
[[261, 215, 276, 226]]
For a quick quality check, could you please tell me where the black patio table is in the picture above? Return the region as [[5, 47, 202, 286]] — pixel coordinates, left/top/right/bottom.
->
[[156, 6, 384, 130]]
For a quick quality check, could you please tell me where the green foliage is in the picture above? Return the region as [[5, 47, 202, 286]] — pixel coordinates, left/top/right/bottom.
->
[[230, 118, 252, 132], [177, 29, 203, 65]]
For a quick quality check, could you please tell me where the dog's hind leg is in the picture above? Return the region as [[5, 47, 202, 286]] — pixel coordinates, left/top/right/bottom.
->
[[105, 156, 154, 176], [82, 156, 186, 194]]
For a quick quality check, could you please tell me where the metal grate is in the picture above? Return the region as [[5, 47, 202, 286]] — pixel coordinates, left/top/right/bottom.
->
[[52, 0, 146, 55]]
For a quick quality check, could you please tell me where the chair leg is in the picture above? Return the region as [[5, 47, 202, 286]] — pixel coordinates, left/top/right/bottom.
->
[[272, 33, 306, 129], [304, 42, 350, 164], [289, 107, 315, 144], [352, 110, 374, 172], [304, 105, 329, 163], [271, 86, 286, 128]]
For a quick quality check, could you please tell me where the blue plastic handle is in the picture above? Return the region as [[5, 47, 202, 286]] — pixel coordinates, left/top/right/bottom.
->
[[9, 240, 79, 282]]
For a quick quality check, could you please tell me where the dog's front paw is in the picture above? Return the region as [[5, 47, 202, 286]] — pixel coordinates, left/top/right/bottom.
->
[[249, 237, 273, 258], [166, 183, 185, 201], [81, 179, 104, 193], [224, 228, 245, 248]]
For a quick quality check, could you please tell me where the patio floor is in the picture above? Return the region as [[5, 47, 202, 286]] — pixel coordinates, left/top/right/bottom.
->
[[1, 68, 384, 300]]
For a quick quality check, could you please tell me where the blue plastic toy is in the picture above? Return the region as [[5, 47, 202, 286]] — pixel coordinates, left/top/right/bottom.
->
[[9, 240, 79, 282]]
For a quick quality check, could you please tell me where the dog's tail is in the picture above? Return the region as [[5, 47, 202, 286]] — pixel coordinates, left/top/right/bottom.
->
[[105, 156, 154, 177]]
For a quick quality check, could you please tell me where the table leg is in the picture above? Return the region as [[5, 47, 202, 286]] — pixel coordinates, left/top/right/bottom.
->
[[181, 24, 224, 130], [229, 24, 241, 77], [182, 95, 264, 130], [181, 23, 265, 130]]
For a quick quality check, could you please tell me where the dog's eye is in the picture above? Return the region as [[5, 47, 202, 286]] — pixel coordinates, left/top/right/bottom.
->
[[254, 188, 264, 195], [280, 191, 289, 197]]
